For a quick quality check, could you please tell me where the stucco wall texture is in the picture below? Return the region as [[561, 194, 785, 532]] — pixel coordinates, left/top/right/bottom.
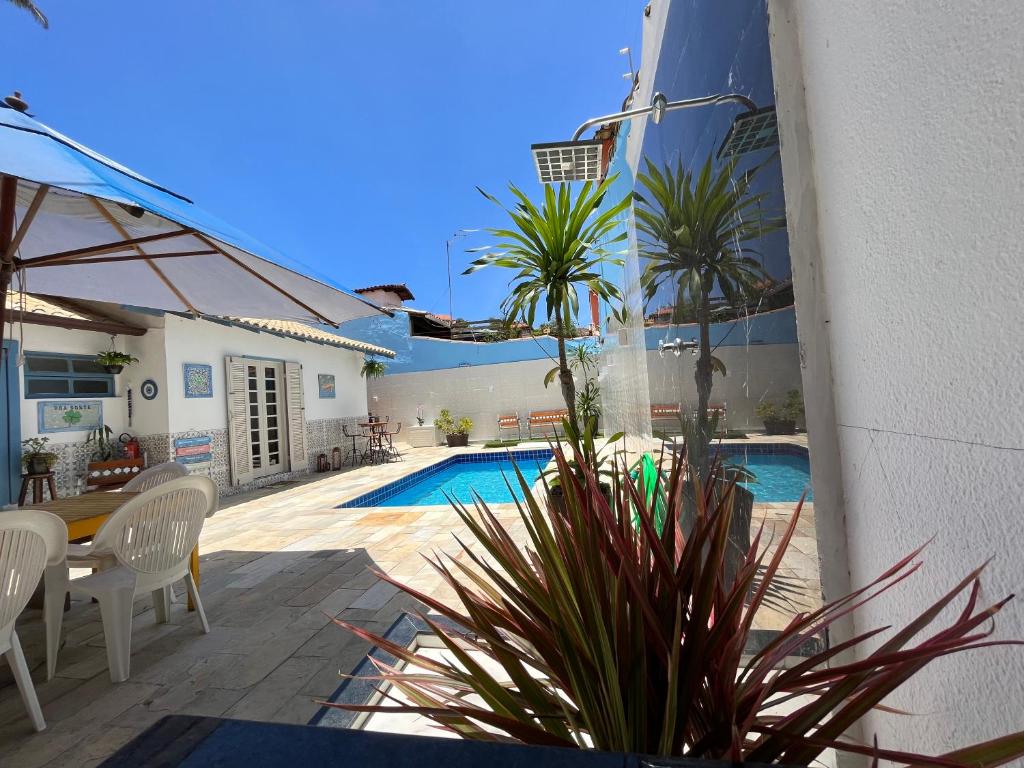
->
[[770, 0, 1024, 754]]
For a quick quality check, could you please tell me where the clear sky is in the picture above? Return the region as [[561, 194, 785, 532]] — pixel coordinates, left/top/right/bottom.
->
[[2, 0, 642, 321]]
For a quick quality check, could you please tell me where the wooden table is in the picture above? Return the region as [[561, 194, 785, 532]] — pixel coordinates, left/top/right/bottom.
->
[[26, 492, 201, 610]]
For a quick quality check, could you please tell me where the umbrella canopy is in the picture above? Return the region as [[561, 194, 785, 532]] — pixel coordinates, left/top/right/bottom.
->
[[0, 102, 385, 327]]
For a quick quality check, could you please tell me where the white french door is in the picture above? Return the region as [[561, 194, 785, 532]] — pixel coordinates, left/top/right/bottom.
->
[[245, 359, 288, 479]]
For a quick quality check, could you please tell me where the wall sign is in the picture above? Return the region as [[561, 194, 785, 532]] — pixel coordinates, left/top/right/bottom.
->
[[38, 400, 103, 433], [318, 374, 336, 399], [183, 363, 213, 398], [174, 435, 213, 466], [140, 379, 159, 400]]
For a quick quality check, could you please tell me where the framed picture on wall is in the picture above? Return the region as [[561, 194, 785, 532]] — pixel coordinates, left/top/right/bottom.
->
[[38, 400, 103, 433], [183, 363, 213, 399], [318, 374, 336, 399]]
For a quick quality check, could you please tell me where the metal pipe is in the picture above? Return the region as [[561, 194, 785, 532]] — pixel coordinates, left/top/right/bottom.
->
[[570, 93, 758, 142]]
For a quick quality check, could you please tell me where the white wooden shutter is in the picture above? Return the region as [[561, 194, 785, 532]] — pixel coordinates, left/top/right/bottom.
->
[[284, 361, 307, 471], [225, 356, 255, 487]]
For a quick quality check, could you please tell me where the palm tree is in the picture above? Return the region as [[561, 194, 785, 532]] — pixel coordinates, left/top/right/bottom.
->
[[6, 0, 48, 27], [465, 178, 630, 427], [635, 154, 783, 473]]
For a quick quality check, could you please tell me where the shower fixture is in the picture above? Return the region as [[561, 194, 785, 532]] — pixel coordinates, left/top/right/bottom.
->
[[658, 338, 698, 358], [532, 91, 774, 184]]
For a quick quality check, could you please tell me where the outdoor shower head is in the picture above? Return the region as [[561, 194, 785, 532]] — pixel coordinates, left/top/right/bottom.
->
[[530, 139, 605, 184], [717, 105, 779, 158], [532, 91, 768, 184]]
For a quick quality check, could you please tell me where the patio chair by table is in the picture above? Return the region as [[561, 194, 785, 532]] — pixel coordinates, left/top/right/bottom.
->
[[121, 461, 187, 493], [382, 422, 403, 462], [497, 413, 521, 441], [0, 510, 67, 731], [342, 424, 364, 466], [650, 403, 682, 434], [65, 476, 218, 683], [527, 409, 568, 439]]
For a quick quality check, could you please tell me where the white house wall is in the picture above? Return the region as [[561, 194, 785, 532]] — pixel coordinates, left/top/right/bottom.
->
[[8, 314, 372, 500], [768, 0, 1024, 754]]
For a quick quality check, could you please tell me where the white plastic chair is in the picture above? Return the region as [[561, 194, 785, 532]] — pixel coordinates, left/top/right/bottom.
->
[[121, 461, 188, 493], [67, 476, 218, 683], [66, 461, 190, 568], [0, 510, 67, 731]]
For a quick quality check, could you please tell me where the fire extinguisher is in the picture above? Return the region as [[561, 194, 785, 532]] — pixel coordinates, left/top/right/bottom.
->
[[120, 433, 141, 460]]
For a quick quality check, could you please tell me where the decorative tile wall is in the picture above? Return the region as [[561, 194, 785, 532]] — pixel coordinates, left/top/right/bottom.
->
[[38, 416, 370, 500]]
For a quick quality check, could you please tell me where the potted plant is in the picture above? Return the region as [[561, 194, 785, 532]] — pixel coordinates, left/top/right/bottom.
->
[[329, 446, 1024, 766], [755, 389, 804, 435], [361, 357, 387, 379], [85, 424, 143, 488], [435, 409, 472, 447], [95, 350, 139, 375], [543, 417, 620, 512], [21, 437, 58, 475]]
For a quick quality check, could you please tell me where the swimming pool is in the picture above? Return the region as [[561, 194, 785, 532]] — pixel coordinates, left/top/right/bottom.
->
[[338, 449, 554, 508], [720, 445, 813, 503]]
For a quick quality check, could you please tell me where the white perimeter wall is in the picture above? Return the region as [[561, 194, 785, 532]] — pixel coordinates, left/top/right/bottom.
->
[[368, 343, 802, 443], [769, 0, 1024, 753]]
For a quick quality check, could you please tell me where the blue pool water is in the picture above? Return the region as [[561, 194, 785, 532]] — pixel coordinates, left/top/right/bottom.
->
[[339, 450, 553, 508], [722, 449, 813, 503]]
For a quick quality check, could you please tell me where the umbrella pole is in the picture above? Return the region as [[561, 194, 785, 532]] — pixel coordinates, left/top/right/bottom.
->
[[0, 175, 17, 346]]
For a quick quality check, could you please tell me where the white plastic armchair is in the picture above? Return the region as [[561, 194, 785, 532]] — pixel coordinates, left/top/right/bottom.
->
[[0, 510, 67, 731], [121, 461, 188, 493], [68, 476, 217, 683]]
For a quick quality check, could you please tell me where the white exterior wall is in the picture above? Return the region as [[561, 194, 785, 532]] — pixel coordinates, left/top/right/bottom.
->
[[161, 315, 367, 435], [18, 324, 132, 442], [368, 342, 802, 443], [768, 0, 1024, 753]]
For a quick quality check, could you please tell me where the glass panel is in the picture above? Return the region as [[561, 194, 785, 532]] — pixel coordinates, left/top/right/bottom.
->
[[248, 392, 257, 403], [26, 379, 69, 396], [252, 442, 261, 455], [265, 392, 276, 404], [252, 456, 261, 469], [250, 418, 259, 429], [247, 366, 257, 377], [25, 356, 70, 373], [268, 429, 278, 440], [72, 379, 110, 395], [267, 405, 277, 416], [70, 358, 107, 374]]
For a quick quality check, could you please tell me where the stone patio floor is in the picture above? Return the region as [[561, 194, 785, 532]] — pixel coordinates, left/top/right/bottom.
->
[[0, 438, 818, 767]]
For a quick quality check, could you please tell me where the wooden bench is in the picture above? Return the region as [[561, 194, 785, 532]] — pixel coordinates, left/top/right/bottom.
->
[[527, 409, 569, 438], [497, 413, 521, 441]]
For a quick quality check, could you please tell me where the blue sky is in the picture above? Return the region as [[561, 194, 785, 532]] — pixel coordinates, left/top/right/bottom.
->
[[2, 0, 641, 321]]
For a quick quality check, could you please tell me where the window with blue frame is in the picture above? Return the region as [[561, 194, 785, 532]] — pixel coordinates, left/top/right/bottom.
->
[[23, 352, 115, 399]]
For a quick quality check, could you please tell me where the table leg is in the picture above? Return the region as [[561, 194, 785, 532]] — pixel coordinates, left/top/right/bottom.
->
[[187, 546, 200, 612]]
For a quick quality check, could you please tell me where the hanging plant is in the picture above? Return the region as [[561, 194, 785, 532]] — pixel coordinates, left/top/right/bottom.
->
[[361, 357, 387, 379], [95, 350, 139, 374]]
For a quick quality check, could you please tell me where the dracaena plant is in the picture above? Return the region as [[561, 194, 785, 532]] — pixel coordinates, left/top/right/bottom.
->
[[465, 178, 630, 428], [328, 444, 1024, 766]]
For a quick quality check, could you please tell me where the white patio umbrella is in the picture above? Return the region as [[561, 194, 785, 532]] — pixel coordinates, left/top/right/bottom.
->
[[0, 94, 387, 331]]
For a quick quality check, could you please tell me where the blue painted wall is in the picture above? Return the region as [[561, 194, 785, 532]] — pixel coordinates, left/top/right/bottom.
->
[[1, 341, 22, 505], [335, 306, 796, 375]]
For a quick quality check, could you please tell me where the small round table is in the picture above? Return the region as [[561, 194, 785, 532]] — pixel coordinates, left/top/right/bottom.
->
[[19, 471, 58, 505], [359, 421, 391, 463]]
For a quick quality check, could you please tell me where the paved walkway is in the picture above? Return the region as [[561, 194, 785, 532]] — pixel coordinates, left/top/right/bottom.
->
[[0, 440, 818, 767]]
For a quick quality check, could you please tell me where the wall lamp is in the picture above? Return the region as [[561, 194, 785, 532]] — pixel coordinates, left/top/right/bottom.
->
[[531, 91, 778, 184], [658, 337, 698, 358]]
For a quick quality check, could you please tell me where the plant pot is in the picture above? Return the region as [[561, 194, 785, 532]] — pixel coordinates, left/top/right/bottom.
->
[[103, 364, 124, 374], [549, 480, 613, 517], [446, 433, 469, 448], [87, 458, 144, 488], [26, 456, 49, 475], [762, 419, 797, 436]]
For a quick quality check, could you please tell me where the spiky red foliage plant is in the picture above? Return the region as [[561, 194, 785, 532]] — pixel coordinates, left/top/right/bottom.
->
[[327, 445, 1024, 766]]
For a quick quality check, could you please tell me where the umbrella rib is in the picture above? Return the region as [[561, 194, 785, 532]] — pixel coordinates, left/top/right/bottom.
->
[[90, 198, 201, 315], [20, 228, 191, 267], [192, 232, 338, 327], [27, 250, 218, 267], [2, 183, 49, 264]]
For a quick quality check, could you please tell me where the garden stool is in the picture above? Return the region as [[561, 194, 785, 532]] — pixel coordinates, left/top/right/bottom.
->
[[18, 472, 58, 506]]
